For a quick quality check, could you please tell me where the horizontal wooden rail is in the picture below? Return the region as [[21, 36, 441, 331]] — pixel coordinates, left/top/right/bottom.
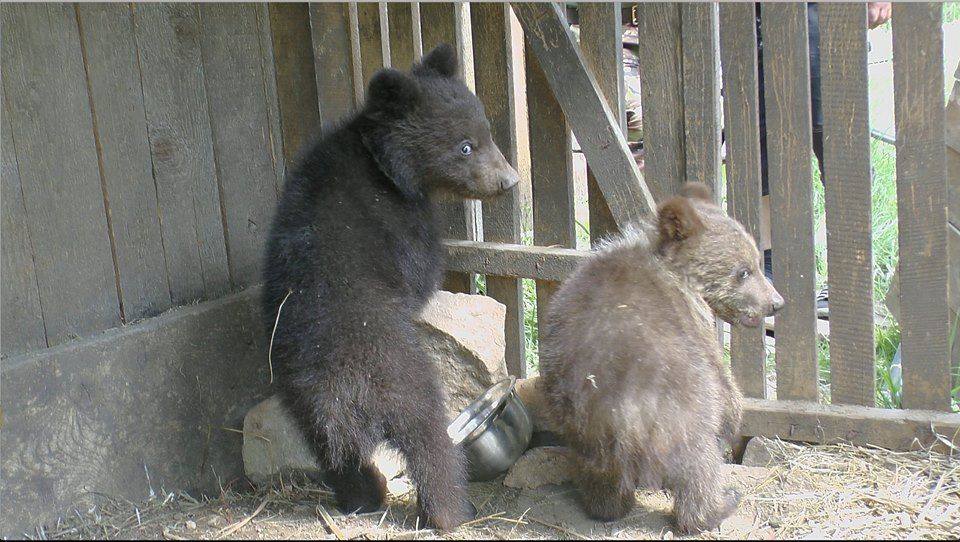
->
[[741, 398, 960, 452], [443, 240, 587, 282]]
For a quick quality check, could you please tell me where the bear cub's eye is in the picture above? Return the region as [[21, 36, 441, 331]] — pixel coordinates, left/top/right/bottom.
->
[[460, 142, 473, 156], [735, 267, 750, 282]]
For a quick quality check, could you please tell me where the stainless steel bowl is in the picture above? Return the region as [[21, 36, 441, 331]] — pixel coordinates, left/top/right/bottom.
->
[[447, 377, 533, 482]]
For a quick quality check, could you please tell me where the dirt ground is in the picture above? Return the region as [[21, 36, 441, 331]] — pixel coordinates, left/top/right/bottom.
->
[[36, 438, 960, 540]]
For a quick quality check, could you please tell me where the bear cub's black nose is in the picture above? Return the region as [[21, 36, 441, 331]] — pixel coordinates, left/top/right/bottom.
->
[[500, 170, 519, 191], [768, 293, 785, 316]]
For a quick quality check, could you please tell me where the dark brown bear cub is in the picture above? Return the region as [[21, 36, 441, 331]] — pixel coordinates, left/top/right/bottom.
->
[[261, 44, 518, 530], [538, 182, 783, 533]]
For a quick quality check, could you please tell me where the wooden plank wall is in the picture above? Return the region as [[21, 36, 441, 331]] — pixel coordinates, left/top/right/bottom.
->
[[0, 3, 295, 358], [4, 2, 955, 414], [3, 4, 121, 349]]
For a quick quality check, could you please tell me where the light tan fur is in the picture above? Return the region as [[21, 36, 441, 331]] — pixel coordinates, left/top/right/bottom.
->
[[539, 182, 783, 533]]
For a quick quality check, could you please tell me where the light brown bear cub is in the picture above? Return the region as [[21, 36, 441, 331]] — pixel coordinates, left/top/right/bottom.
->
[[539, 182, 783, 533]]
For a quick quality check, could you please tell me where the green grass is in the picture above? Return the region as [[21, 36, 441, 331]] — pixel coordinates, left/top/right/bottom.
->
[[944, 2, 960, 24], [874, 2, 960, 30]]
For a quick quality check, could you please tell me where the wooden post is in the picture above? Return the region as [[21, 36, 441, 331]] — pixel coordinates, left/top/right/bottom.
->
[[420, 2, 476, 294], [892, 3, 950, 411], [524, 8, 575, 319], [819, 3, 875, 407], [356, 2, 388, 88], [635, 2, 686, 201], [578, 3, 624, 246], [388, 2, 416, 71], [471, 3, 526, 377], [268, 3, 320, 165], [310, 3, 358, 125], [760, 2, 819, 402], [719, 3, 767, 398], [680, 3, 722, 195]]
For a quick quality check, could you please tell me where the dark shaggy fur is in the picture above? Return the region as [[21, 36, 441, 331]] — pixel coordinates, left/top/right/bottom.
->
[[538, 182, 783, 533], [261, 44, 518, 530]]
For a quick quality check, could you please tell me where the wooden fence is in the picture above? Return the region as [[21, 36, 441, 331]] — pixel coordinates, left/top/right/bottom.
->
[[2, 2, 957, 453]]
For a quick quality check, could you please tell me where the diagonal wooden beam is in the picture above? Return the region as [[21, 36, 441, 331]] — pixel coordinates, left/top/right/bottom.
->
[[511, 2, 656, 225]]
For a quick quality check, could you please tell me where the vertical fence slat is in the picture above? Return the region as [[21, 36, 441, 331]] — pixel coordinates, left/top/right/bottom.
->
[[199, 4, 281, 290], [819, 3, 875, 407], [356, 2, 386, 87], [578, 2, 623, 245], [2, 4, 121, 343], [892, 3, 950, 411], [0, 85, 47, 356], [420, 2, 475, 293], [135, 3, 231, 304], [76, 3, 171, 320], [680, 3, 722, 194], [310, 3, 358, 127], [525, 15, 575, 315], [635, 2, 685, 202], [760, 2, 818, 401], [388, 2, 416, 71], [256, 4, 286, 195], [472, 3, 525, 377], [719, 3, 767, 398], [268, 3, 320, 164]]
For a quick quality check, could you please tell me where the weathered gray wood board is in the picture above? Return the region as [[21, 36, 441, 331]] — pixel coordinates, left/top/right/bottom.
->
[[819, 3, 875, 407], [1, 86, 46, 357], [76, 3, 172, 323], [635, 2, 686, 201], [200, 4, 282, 290], [269, 3, 320, 165], [512, 2, 655, 223], [680, 3, 722, 194], [2, 3, 120, 345], [310, 3, 359, 127], [524, 21, 575, 315], [760, 2, 818, 401], [443, 240, 585, 283], [471, 3, 525, 377], [892, 3, 950, 411], [420, 2, 474, 294], [578, 2, 624, 245], [134, 3, 230, 304], [719, 3, 767, 399], [256, 3, 287, 194], [0, 287, 271, 538], [388, 2, 417, 71], [357, 2, 388, 87], [741, 398, 960, 452]]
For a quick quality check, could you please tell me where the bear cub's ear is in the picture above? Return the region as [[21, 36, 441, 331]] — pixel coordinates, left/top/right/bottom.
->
[[413, 43, 458, 79], [678, 182, 713, 202], [367, 69, 421, 115], [657, 195, 705, 246]]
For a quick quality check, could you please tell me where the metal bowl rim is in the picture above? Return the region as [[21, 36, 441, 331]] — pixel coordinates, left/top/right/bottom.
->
[[447, 377, 518, 446]]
